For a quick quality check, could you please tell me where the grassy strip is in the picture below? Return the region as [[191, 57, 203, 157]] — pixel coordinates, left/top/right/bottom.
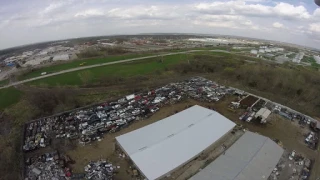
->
[[0, 79, 9, 87], [0, 87, 23, 110], [287, 53, 296, 59], [301, 56, 315, 63], [301, 56, 320, 69], [28, 54, 189, 87], [19, 53, 153, 80], [19, 48, 231, 81]]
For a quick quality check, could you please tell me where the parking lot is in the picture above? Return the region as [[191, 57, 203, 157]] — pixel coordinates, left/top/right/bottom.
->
[[22, 77, 320, 180]]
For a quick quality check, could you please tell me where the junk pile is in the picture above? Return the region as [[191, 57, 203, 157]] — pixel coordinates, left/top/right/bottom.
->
[[84, 160, 115, 180], [25, 151, 72, 180]]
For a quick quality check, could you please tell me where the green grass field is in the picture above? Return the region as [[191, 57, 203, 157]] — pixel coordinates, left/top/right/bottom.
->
[[19, 48, 233, 81], [19, 53, 153, 80], [301, 56, 320, 69], [29, 54, 189, 87], [190, 51, 231, 56], [287, 53, 296, 59], [302, 56, 315, 63], [0, 87, 23, 110], [0, 79, 9, 87]]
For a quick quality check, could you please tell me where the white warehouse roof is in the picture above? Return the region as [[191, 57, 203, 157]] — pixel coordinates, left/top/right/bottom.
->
[[255, 108, 271, 123], [52, 54, 69, 61], [189, 131, 284, 180], [116, 105, 236, 180]]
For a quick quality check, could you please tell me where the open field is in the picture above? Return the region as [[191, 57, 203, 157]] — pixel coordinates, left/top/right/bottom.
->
[[190, 50, 231, 55], [26, 51, 245, 87], [301, 55, 315, 63], [18, 48, 227, 81], [287, 53, 296, 59], [0, 79, 9, 86], [28, 54, 189, 87], [19, 53, 153, 80], [0, 87, 22, 110]]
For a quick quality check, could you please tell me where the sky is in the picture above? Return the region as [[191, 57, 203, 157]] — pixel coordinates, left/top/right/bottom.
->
[[0, 0, 320, 50]]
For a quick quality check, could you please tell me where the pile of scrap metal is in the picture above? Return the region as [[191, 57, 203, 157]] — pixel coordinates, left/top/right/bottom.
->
[[25, 151, 73, 180], [23, 119, 51, 152], [173, 77, 233, 102], [84, 160, 115, 180]]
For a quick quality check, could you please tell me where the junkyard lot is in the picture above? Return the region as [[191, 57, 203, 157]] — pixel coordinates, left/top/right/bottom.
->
[[58, 95, 320, 179]]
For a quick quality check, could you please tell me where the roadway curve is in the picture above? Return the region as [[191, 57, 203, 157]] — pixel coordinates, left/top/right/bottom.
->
[[0, 50, 229, 89]]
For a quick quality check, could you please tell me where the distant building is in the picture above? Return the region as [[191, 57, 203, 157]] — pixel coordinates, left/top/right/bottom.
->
[[23, 51, 34, 56], [314, 55, 320, 64], [259, 49, 265, 53], [250, 49, 258, 55], [101, 42, 116, 46], [24, 56, 51, 66], [38, 51, 48, 56], [52, 54, 69, 61]]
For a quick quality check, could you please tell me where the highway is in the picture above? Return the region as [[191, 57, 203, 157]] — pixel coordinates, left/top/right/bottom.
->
[[0, 50, 229, 89]]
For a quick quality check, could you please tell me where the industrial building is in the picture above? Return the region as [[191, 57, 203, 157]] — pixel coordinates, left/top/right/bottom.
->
[[255, 108, 272, 123], [116, 105, 236, 180], [189, 131, 284, 180], [250, 49, 258, 55], [52, 54, 70, 61]]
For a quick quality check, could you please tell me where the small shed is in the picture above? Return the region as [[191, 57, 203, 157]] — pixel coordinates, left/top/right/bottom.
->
[[255, 108, 271, 123]]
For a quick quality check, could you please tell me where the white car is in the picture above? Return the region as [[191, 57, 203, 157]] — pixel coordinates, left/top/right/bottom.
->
[[246, 117, 253, 122], [289, 150, 296, 160], [307, 119, 311, 125], [40, 138, 46, 147]]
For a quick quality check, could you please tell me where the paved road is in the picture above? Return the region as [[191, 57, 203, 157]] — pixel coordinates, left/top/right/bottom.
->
[[0, 50, 230, 89]]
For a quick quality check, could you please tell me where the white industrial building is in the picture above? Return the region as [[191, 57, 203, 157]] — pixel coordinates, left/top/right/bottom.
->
[[255, 108, 271, 123], [314, 55, 320, 64], [116, 105, 236, 180], [189, 131, 284, 180], [250, 49, 258, 55], [52, 54, 69, 61], [259, 49, 265, 53], [24, 56, 51, 66]]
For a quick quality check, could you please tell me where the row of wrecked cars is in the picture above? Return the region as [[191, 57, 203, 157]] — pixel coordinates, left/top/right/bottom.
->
[[23, 77, 235, 152]]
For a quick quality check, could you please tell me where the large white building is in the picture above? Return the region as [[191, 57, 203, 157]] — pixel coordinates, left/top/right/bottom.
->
[[24, 56, 51, 66], [116, 105, 236, 180], [250, 49, 258, 55], [190, 131, 284, 180], [52, 54, 69, 61]]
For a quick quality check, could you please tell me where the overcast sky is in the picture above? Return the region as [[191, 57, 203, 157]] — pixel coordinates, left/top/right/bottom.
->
[[0, 0, 320, 50]]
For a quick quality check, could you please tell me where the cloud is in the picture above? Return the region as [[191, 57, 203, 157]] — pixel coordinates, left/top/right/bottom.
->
[[106, 6, 181, 20], [75, 9, 104, 17], [194, 1, 311, 20], [309, 23, 320, 33], [273, 22, 284, 28], [40, 1, 74, 15], [0, 0, 320, 49]]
